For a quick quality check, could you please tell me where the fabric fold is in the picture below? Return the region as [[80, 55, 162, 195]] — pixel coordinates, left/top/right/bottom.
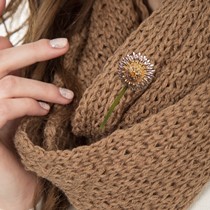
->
[[72, 0, 209, 139], [15, 78, 210, 210]]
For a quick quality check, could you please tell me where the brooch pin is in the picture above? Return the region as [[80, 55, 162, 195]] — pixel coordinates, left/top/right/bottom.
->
[[100, 52, 155, 130]]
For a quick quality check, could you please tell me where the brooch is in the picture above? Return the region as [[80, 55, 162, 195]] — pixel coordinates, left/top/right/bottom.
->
[[100, 52, 155, 130]]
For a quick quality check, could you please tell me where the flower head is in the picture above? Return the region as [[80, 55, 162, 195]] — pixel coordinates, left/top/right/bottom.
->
[[100, 52, 155, 130], [118, 52, 155, 90]]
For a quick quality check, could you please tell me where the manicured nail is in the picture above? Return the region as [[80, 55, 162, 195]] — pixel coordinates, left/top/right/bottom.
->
[[49, 38, 68, 49], [59, 88, 74, 100], [39, 102, 50, 110]]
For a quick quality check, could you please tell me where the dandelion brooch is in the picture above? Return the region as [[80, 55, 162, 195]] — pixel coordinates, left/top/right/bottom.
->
[[100, 52, 155, 130]]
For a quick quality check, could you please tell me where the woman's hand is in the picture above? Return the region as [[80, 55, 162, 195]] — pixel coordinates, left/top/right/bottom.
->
[[0, 35, 73, 124], [0, 38, 73, 130], [0, 2, 73, 141], [0, 0, 73, 209], [0, 35, 73, 147]]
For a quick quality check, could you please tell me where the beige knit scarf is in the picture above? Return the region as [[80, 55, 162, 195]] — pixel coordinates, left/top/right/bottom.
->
[[15, 0, 210, 209]]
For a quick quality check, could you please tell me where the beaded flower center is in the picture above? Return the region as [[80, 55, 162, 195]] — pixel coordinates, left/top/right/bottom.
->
[[118, 52, 155, 90], [125, 61, 146, 83]]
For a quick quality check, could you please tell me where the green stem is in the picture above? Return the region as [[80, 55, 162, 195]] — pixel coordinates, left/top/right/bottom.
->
[[100, 86, 128, 130]]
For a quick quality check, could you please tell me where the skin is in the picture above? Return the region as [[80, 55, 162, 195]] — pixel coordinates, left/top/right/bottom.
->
[[0, 0, 73, 209], [147, 0, 162, 11]]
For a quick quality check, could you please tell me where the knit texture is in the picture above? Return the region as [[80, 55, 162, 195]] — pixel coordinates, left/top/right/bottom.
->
[[14, 0, 210, 209]]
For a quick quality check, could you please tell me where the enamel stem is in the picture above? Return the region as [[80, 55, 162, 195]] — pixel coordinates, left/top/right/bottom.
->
[[100, 86, 128, 130]]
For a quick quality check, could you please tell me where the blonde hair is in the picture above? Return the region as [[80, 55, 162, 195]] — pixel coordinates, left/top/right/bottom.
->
[[2, 0, 94, 209]]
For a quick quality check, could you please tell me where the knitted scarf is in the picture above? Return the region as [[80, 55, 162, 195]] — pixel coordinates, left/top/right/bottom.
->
[[14, 0, 210, 209]]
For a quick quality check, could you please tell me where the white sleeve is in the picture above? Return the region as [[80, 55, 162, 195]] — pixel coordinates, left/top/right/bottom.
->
[[29, 198, 43, 210]]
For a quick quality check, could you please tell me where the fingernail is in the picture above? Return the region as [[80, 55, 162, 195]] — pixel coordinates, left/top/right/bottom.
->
[[59, 88, 74, 100], [39, 102, 50, 110], [49, 38, 68, 49]]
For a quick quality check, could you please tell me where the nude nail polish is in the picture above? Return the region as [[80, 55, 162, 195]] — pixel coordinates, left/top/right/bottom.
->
[[49, 38, 68, 49], [59, 88, 74, 100], [39, 102, 50, 110]]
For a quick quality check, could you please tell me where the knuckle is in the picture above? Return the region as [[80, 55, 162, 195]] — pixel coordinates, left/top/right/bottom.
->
[[0, 75, 17, 96], [1, 75, 17, 88]]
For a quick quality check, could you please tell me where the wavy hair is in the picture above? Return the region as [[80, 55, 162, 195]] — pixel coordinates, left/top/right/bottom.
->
[[2, 0, 94, 209]]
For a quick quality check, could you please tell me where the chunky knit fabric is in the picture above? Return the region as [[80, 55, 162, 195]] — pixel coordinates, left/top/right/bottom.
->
[[14, 0, 210, 209]]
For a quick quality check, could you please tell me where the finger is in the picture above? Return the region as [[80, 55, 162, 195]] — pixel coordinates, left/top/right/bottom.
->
[[0, 0, 5, 16], [0, 36, 13, 50], [0, 75, 74, 103], [0, 98, 50, 128], [0, 37, 22, 77], [0, 38, 69, 78]]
